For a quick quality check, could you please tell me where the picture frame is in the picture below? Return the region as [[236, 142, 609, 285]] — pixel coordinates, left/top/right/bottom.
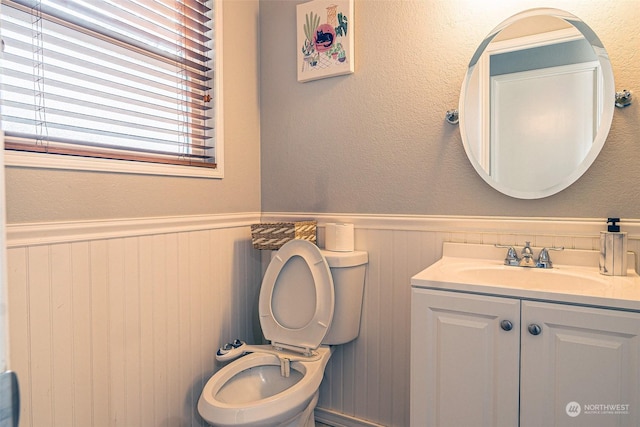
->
[[296, 0, 355, 83]]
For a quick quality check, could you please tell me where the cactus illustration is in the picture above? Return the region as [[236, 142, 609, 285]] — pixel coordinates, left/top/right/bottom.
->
[[304, 11, 320, 43], [335, 12, 348, 37]]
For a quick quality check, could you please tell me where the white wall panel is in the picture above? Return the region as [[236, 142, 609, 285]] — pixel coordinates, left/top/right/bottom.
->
[[7, 215, 262, 427], [261, 214, 640, 427], [8, 213, 640, 427]]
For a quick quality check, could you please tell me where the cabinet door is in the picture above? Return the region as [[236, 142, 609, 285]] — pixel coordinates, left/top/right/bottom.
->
[[411, 288, 520, 427], [521, 301, 640, 427]]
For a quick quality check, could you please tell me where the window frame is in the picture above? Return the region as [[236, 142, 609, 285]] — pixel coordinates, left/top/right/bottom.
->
[[2, 0, 224, 179]]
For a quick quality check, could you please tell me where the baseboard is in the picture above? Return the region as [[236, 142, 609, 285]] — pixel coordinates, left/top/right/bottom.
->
[[314, 407, 386, 427]]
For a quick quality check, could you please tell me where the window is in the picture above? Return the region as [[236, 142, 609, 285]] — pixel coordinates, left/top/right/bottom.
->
[[0, 0, 222, 178]]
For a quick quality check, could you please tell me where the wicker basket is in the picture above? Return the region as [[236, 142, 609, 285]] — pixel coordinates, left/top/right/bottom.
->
[[251, 221, 317, 250]]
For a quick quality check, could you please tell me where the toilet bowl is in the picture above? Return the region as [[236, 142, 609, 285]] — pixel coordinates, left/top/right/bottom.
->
[[198, 347, 331, 427], [197, 239, 368, 427]]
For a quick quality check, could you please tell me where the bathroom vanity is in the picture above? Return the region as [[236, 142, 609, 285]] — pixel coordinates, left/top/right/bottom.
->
[[410, 242, 640, 427]]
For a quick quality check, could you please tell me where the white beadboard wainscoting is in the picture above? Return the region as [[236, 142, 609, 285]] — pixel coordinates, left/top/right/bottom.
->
[[263, 213, 640, 427], [6, 213, 263, 427], [7, 212, 640, 427]]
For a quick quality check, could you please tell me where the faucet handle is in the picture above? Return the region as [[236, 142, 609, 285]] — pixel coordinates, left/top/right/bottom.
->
[[505, 247, 520, 265], [537, 246, 564, 269], [495, 244, 520, 266]]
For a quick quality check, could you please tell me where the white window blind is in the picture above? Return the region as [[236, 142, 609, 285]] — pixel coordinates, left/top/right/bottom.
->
[[0, 0, 216, 169]]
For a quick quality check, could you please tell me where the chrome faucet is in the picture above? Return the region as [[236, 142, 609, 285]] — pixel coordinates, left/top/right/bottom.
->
[[496, 242, 564, 269], [519, 242, 536, 267]]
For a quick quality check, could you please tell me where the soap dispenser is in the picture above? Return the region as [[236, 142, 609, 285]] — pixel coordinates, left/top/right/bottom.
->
[[599, 218, 627, 276]]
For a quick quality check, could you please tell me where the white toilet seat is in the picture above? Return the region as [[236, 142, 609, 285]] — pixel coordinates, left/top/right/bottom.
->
[[259, 240, 334, 354]]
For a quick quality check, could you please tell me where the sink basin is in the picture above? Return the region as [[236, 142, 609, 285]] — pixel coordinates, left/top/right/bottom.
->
[[436, 260, 610, 291]]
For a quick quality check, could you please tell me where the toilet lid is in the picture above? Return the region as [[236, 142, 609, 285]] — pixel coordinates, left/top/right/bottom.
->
[[259, 239, 334, 353]]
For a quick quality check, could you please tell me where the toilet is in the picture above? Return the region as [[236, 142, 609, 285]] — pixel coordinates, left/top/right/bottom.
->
[[198, 239, 368, 427]]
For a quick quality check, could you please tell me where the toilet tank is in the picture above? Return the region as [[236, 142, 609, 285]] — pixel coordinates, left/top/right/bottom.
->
[[320, 250, 368, 345]]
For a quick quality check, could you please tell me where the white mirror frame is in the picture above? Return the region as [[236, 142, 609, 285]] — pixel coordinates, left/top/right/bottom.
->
[[459, 8, 615, 199]]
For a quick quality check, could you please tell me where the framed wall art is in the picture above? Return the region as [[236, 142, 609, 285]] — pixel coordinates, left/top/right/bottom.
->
[[296, 0, 354, 83]]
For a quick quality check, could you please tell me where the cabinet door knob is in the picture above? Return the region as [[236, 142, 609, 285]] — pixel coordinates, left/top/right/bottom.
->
[[528, 324, 542, 335], [500, 319, 513, 331]]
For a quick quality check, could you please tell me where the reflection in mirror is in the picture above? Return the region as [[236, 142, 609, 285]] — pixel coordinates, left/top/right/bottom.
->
[[459, 8, 615, 199]]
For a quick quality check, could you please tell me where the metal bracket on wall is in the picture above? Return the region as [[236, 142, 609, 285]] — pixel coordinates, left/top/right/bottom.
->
[[445, 109, 459, 125], [615, 89, 632, 108]]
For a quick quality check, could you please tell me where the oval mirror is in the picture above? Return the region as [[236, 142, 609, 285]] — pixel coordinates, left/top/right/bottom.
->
[[459, 8, 615, 199]]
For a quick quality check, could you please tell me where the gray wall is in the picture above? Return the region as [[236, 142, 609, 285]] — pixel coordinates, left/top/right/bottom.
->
[[5, 0, 261, 224], [260, 0, 640, 218], [8, 0, 640, 222]]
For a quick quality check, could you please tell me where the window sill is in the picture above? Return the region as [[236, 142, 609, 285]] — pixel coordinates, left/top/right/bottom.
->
[[4, 150, 224, 179]]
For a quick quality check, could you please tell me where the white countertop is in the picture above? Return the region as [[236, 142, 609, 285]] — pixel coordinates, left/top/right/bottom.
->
[[411, 242, 640, 311]]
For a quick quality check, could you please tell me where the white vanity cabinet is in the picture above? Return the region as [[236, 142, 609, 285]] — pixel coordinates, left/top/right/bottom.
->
[[520, 300, 640, 427], [410, 289, 520, 426], [411, 288, 640, 427]]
